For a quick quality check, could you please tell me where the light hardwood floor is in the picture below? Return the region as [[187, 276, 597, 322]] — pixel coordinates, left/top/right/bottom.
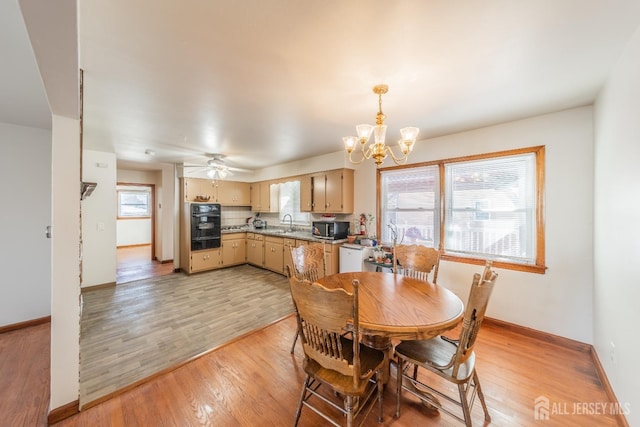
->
[[1, 249, 627, 426], [116, 245, 174, 284], [2, 311, 626, 426], [80, 264, 293, 407]]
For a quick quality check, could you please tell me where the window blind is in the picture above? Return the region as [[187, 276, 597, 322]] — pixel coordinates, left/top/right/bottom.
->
[[444, 153, 536, 263]]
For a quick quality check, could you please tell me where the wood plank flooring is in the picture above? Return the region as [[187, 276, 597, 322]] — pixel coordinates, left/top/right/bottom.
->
[[116, 245, 174, 284], [2, 315, 626, 426], [0, 323, 50, 426], [80, 264, 294, 407], [1, 256, 626, 426]]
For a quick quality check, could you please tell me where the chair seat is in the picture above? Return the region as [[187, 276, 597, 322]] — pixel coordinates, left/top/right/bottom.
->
[[395, 337, 476, 383], [303, 337, 385, 396]]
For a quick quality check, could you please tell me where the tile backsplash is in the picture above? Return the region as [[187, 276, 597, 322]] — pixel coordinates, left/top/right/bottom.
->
[[220, 206, 253, 227], [221, 206, 355, 232]]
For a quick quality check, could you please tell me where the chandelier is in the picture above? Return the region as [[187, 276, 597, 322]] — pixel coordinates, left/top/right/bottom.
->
[[343, 84, 419, 167]]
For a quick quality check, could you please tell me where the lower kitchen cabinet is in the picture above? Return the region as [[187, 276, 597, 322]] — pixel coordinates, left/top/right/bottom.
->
[[282, 238, 339, 276], [324, 243, 339, 276], [183, 230, 341, 276], [222, 233, 246, 266], [189, 248, 222, 273], [264, 236, 284, 274], [246, 233, 264, 266]]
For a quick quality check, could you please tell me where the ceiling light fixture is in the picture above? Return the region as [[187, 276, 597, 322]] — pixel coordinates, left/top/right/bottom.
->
[[343, 84, 419, 167], [207, 166, 229, 181]]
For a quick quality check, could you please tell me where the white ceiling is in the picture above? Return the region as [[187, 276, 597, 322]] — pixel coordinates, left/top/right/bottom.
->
[[4, 1, 640, 172]]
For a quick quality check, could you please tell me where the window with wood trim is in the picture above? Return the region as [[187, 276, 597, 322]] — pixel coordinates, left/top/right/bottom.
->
[[118, 190, 151, 218], [378, 146, 545, 273]]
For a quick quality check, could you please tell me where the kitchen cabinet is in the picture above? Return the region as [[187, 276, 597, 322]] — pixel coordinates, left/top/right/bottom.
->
[[222, 233, 246, 266], [283, 237, 298, 273], [299, 175, 313, 211], [182, 177, 215, 202], [300, 168, 354, 214], [250, 181, 279, 212], [216, 181, 251, 206], [324, 243, 339, 276], [246, 233, 264, 267], [189, 249, 222, 273], [282, 238, 338, 276], [181, 178, 250, 206], [263, 236, 284, 274]]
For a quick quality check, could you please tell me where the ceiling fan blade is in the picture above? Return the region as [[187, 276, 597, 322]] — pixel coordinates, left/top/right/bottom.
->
[[226, 166, 252, 173], [181, 152, 252, 174]]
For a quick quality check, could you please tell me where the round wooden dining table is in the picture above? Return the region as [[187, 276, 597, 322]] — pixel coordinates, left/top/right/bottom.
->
[[316, 271, 464, 382]]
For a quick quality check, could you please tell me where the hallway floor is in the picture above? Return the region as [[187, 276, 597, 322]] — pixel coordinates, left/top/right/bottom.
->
[[116, 245, 174, 284]]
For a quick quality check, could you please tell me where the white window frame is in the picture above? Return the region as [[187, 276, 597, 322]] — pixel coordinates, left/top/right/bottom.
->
[[117, 190, 151, 218], [278, 180, 310, 225], [378, 146, 546, 274]]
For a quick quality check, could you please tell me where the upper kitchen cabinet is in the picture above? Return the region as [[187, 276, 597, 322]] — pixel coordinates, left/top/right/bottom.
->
[[301, 168, 354, 214], [300, 175, 313, 212], [181, 178, 250, 206], [251, 181, 279, 212], [216, 180, 251, 206], [182, 177, 216, 202]]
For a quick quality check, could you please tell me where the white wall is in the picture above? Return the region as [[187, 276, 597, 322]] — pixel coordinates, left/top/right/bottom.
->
[[0, 122, 51, 326], [82, 150, 117, 287], [50, 114, 81, 410], [594, 26, 640, 424], [350, 107, 596, 344], [116, 219, 151, 246]]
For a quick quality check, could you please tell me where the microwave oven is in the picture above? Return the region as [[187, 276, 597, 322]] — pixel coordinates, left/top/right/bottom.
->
[[312, 221, 350, 240]]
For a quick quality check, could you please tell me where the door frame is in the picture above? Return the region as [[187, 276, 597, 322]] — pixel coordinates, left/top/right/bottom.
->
[[116, 182, 156, 260]]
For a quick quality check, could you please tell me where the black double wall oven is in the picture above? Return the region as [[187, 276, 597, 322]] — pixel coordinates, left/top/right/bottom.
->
[[191, 203, 221, 250]]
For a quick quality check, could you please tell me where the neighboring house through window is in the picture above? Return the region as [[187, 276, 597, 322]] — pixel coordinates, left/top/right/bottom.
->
[[378, 146, 545, 273]]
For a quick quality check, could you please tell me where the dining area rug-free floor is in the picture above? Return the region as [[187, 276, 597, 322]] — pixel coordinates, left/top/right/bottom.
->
[[79, 264, 294, 406]]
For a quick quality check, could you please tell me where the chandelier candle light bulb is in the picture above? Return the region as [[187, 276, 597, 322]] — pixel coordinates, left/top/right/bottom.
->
[[343, 84, 419, 167]]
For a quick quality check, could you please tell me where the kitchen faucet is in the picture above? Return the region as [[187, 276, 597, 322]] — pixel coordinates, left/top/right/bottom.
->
[[282, 213, 293, 232]]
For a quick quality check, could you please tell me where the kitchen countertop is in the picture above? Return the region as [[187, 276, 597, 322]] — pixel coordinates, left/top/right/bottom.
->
[[221, 226, 347, 245]]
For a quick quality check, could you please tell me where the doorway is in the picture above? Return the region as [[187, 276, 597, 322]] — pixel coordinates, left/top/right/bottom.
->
[[115, 183, 172, 284]]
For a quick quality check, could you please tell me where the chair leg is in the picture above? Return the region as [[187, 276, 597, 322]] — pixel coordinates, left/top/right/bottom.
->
[[458, 383, 473, 427], [395, 357, 404, 418], [290, 327, 299, 354], [474, 371, 491, 422], [293, 375, 309, 427], [345, 395, 355, 427], [377, 370, 384, 423]]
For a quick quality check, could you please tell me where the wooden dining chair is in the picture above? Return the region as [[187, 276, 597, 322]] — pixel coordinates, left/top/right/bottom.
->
[[287, 243, 326, 353], [288, 275, 385, 427], [394, 262, 498, 426], [393, 244, 441, 284]]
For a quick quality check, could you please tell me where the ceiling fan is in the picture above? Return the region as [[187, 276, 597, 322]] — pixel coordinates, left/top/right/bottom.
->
[[183, 153, 248, 180]]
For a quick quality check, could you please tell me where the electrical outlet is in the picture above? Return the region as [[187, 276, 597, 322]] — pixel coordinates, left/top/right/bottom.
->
[[610, 341, 616, 365]]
